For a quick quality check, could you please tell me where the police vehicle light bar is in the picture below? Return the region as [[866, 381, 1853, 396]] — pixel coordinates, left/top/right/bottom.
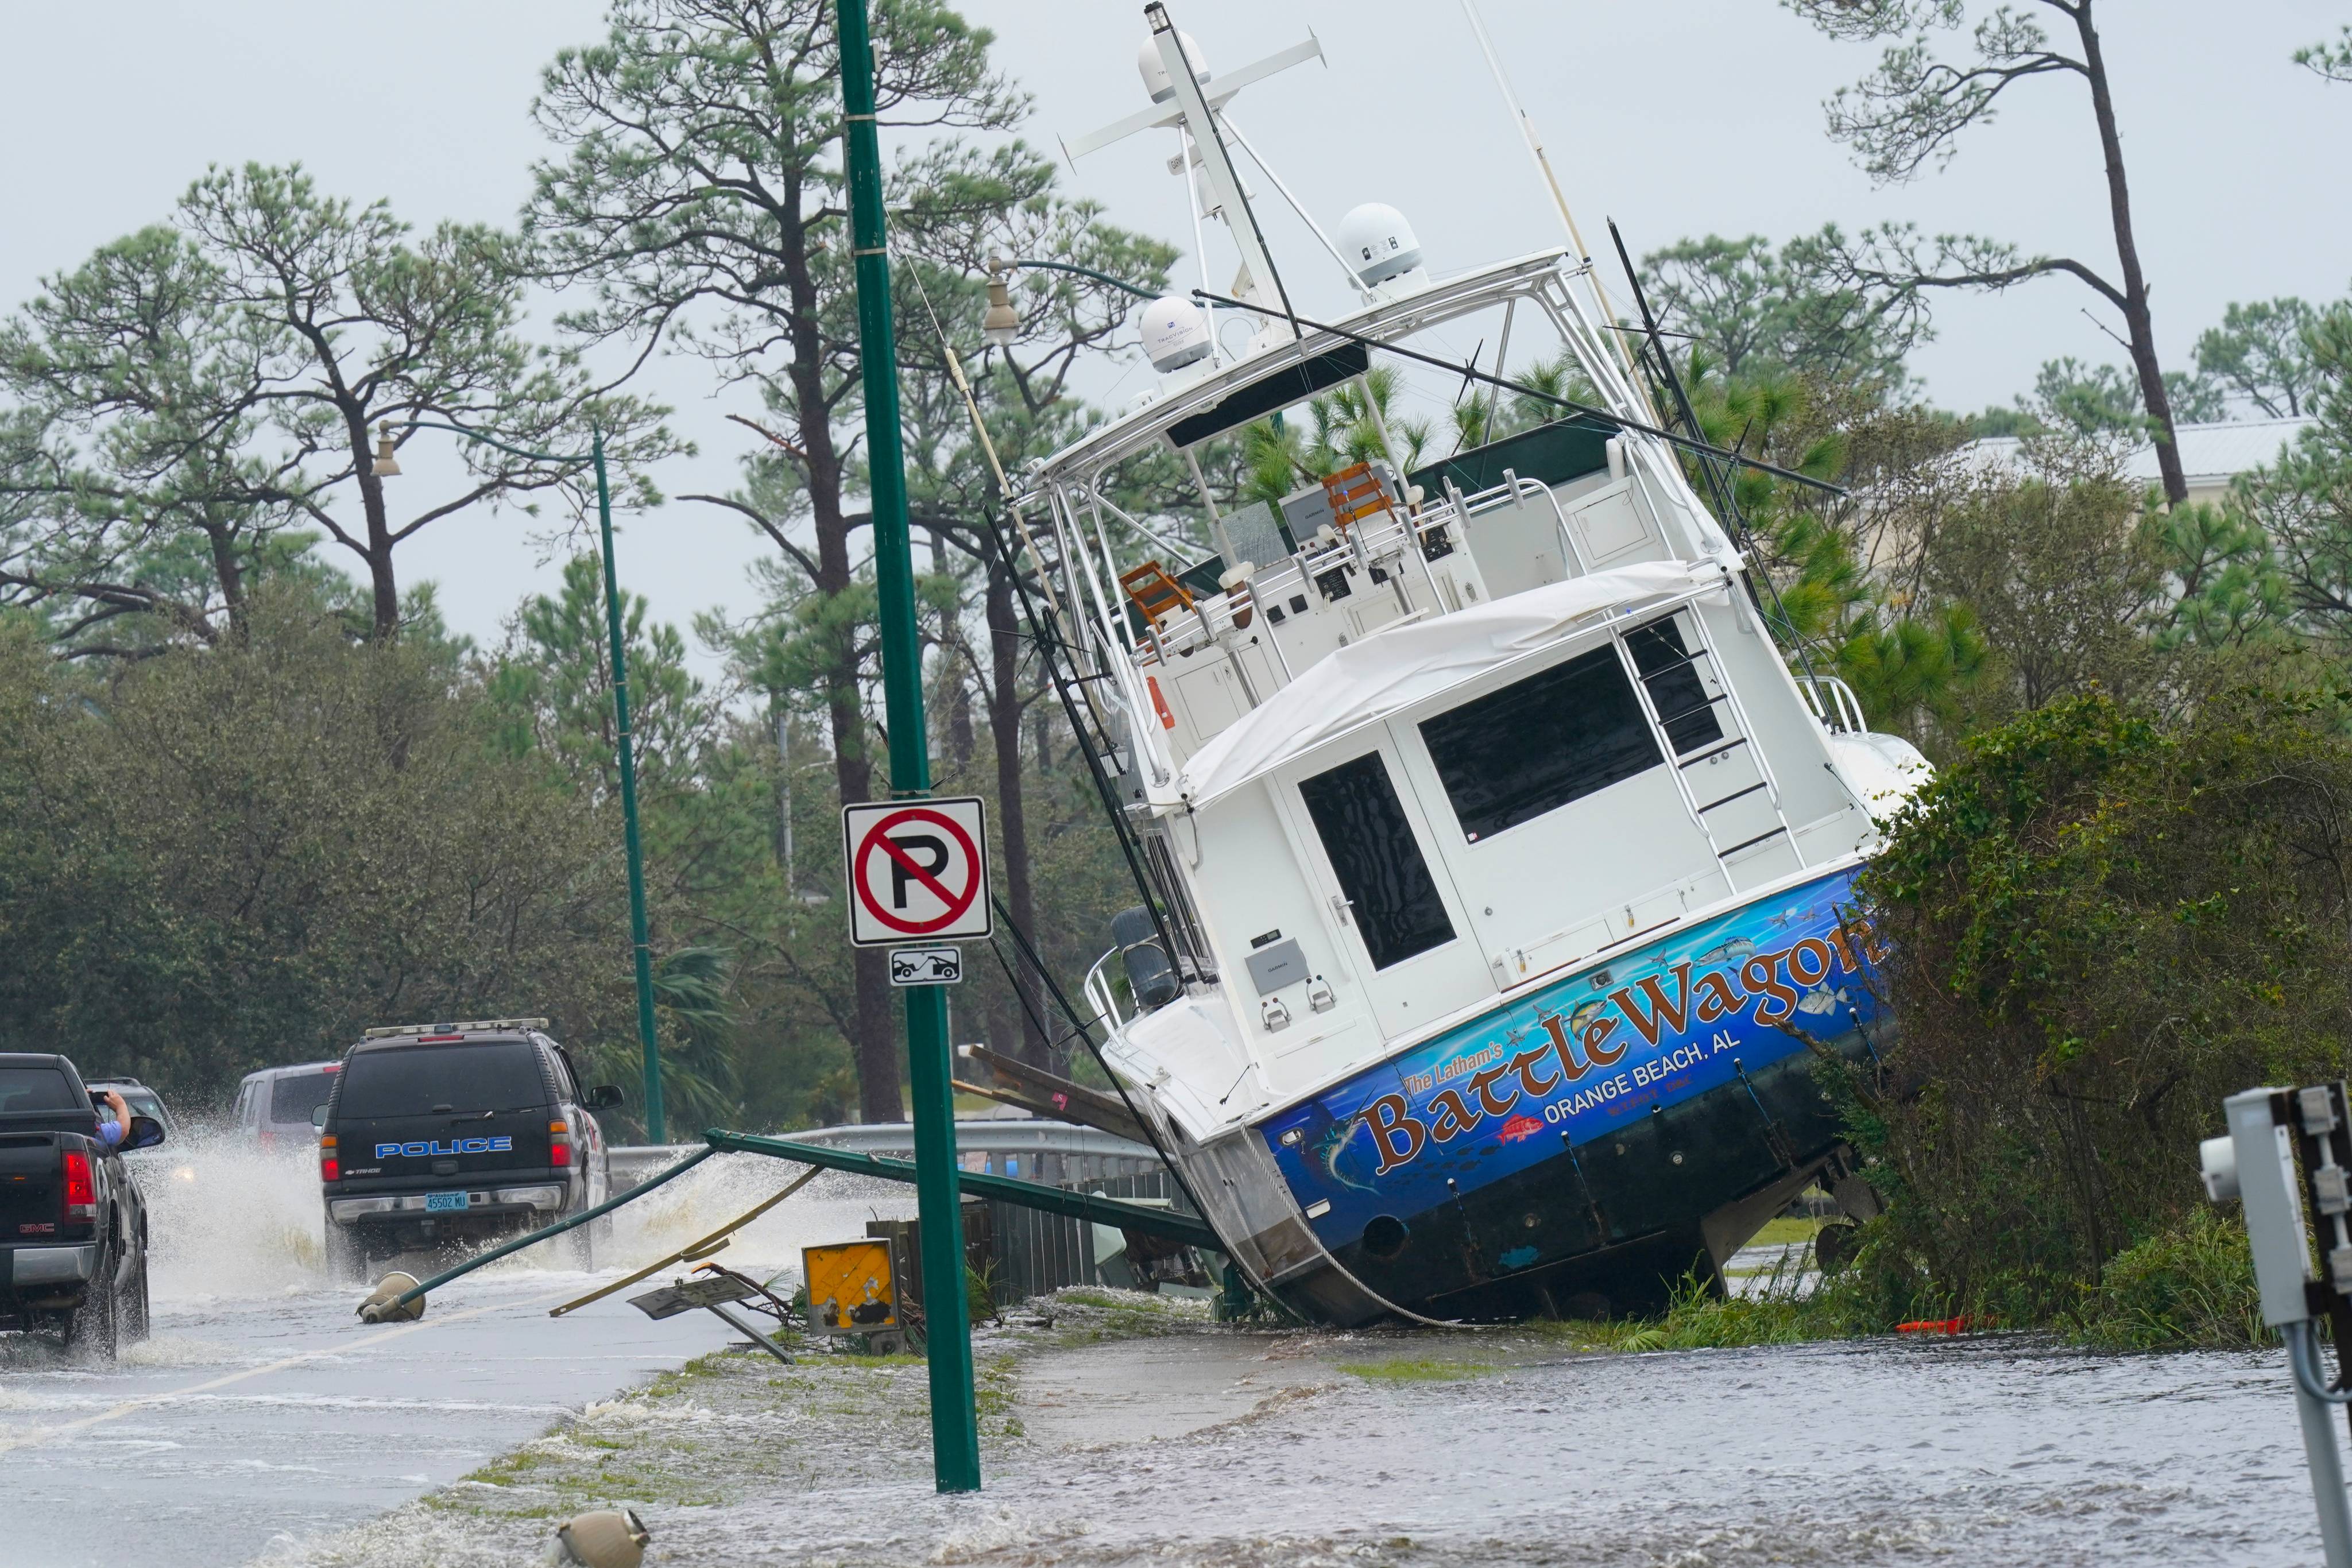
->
[[361, 1016, 550, 1039]]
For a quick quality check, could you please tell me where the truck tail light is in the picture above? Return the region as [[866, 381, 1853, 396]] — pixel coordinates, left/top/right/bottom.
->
[[61, 1149, 95, 1221], [548, 1120, 571, 1168], [319, 1134, 339, 1184]]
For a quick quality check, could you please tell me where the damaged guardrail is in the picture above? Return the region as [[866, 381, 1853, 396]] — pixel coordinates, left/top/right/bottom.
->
[[700, 1129, 1218, 1248], [357, 1126, 1216, 1323]]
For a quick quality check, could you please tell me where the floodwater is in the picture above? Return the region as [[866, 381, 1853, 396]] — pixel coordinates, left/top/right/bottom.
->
[[6, 1135, 2339, 1566], [1, 1133, 915, 1568], [680, 1330, 2329, 1566]]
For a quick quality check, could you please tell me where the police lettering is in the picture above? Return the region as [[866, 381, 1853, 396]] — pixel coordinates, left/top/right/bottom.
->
[[375, 1136, 514, 1159]]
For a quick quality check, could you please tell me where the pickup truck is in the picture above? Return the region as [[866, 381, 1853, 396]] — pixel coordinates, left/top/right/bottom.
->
[[0, 1052, 166, 1359]]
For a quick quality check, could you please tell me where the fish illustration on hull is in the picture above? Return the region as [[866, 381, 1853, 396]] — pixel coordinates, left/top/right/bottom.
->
[[1796, 984, 1852, 1016], [1693, 936, 1757, 966], [1496, 1114, 1544, 1144], [1306, 1109, 1379, 1193], [1563, 997, 1620, 1056]]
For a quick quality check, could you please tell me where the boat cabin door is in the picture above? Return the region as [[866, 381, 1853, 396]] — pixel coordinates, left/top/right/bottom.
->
[[1278, 739, 1492, 1039]]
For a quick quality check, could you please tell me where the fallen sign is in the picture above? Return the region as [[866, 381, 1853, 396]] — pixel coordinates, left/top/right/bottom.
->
[[804, 1236, 908, 1353], [628, 1263, 797, 1365], [842, 796, 993, 946]]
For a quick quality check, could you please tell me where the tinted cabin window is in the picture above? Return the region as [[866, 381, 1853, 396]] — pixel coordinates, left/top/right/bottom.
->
[[1624, 617, 1726, 756], [0, 1067, 79, 1114], [1421, 644, 1662, 842], [269, 1070, 339, 1125], [336, 1042, 547, 1118], [1298, 753, 1456, 970]]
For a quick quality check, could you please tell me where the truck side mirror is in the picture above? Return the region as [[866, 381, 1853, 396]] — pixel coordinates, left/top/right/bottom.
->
[[311, 1104, 328, 1129], [124, 1115, 166, 1151], [585, 1085, 624, 1110]]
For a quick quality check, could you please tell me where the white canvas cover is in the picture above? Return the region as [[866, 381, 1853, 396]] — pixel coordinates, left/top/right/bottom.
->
[[1172, 556, 1728, 806]]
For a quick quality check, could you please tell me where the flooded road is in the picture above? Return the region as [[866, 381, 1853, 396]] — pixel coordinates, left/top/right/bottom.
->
[[2, 1139, 914, 1568], [969, 1333, 2315, 1566], [6, 1138, 2333, 1567], [598, 1323, 2327, 1567], [2, 1269, 736, 1567]]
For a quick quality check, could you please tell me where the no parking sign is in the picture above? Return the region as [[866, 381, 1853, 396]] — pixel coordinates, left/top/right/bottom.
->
[[841, 796, 994, 947]]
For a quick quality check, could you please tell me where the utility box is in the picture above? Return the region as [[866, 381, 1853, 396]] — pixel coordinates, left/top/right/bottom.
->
[[802, 1238, 899, 1335]]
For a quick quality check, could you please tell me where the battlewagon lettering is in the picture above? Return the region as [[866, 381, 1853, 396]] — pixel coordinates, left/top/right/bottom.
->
[[1361, 920, 1879, 1176]]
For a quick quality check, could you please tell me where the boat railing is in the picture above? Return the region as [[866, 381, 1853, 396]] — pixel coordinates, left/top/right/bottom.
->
[[1084, 946, 1127, 1033], [1127, 473, 1563, 668], [1798, 673, 1867, 735]]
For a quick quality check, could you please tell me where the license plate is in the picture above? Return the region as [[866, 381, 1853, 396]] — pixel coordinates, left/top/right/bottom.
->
[[424, 1191, 470, 1213]]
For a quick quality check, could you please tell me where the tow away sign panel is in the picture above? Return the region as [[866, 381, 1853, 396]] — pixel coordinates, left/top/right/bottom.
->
[[841, 796, 993, 947], [888, 946, 962, 986]]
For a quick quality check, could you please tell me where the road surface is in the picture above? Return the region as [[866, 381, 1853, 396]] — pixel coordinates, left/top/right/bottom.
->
[[2, 1136, 903, 1568]]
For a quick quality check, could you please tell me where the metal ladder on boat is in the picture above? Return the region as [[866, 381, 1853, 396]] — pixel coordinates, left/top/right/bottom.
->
[[1612, 609, 1795, 894]]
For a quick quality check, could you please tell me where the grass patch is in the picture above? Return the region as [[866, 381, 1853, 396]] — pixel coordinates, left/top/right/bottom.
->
[[1748, 1215, 1825, 1248], [1530, 1248, 1865, 1354], [1054, 1288, 1159, 1313], [1037, 1284, 1213, 1346], [1340, 1358, 1496, 1382]]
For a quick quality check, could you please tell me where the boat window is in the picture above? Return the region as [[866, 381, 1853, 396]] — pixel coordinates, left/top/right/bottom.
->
[[1624, 615, 1726, 756], [1297, 752, 1456, 970], [1419, 643, 1661, 842]]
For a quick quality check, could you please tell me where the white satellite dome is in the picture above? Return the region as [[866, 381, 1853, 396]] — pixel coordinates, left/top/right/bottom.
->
[[1337, 202, 1424, 288], [1138, 30, 1209, 103], [1139, 295, 1213, 373]]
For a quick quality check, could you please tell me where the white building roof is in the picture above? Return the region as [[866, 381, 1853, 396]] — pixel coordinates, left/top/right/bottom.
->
[[1958, 417, 2314, 491]]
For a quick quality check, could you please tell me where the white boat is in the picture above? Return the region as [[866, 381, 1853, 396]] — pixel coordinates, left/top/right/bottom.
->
[[1008, 4, 1929, 1322]]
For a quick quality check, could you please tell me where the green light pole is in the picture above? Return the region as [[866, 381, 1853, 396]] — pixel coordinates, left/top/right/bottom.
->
[[835, 0, 981, 1493], [385, 417, 667, 1144]]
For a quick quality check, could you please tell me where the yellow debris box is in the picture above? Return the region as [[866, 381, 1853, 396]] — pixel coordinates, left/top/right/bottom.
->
[[803, 1238, 899, 1334]]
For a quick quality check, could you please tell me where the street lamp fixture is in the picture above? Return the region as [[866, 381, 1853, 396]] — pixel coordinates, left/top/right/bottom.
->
[[372, 422, 402, 478], [372, 415, 667, 1144], [981, 258, 1020, 349]]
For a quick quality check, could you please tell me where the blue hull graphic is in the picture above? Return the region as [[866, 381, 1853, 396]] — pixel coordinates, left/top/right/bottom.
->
[[1258, 864, 1882, 1281]]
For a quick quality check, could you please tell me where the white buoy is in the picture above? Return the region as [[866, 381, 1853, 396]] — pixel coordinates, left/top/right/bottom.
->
[[1138, 30, 1209, 103], [1337, 202, 1424, 288], [1139, 295, 1213, 373]]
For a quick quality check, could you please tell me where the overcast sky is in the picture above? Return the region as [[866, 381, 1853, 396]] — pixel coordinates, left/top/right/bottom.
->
[[2, 0, 2342, 670]]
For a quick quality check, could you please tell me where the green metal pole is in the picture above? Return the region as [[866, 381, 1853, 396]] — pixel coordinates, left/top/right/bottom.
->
[[593, 429, 666, 1145], [836, 0, 980, 1494]]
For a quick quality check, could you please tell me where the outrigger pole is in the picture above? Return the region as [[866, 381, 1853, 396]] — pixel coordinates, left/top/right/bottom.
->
[[1457, 0, 1657, 420], [1189, 289, 1847, 499]]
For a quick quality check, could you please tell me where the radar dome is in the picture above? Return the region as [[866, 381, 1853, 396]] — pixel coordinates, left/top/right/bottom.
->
[[1338, 202, 1423, 287], [1139, 295, 1213, 373], [1138, 31, 1208, 103]]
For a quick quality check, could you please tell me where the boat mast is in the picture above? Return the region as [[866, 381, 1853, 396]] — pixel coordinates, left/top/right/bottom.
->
[[1146, 2, 1301, 342]]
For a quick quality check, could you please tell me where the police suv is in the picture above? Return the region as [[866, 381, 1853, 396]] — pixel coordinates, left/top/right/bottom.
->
[[316, 1019, 621, 1280]]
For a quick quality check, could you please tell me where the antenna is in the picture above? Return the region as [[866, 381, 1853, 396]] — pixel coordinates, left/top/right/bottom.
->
[[1066, 6, 1323, 348], [1457, 0, 1655, 417]]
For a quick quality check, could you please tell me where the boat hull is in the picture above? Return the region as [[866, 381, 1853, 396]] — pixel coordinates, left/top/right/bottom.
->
[[1241, 861, 1887, 1322]]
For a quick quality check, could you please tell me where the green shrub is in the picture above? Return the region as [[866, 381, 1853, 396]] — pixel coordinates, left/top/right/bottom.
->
[[2071, 1207, 2266, 1351], [1844, 690, 2352, 1337]]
